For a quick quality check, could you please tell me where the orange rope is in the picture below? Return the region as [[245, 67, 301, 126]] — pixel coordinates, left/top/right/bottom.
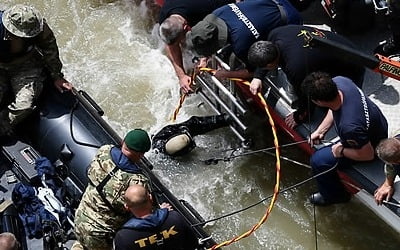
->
[[170, 71, 196, 122], [171, 93, 187, 122], [198, 68, 281, 249]]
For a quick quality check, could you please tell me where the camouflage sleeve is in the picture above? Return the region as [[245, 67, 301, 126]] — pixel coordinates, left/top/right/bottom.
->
[[35, 20, 64, 81], [384, 164, 395, 178]]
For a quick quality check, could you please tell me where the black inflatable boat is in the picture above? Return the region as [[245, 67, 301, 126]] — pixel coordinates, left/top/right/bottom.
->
[[0, 86, 216, 249]]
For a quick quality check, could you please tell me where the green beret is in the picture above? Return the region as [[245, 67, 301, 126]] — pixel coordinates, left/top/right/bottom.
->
[[124, 129, 151, 152]]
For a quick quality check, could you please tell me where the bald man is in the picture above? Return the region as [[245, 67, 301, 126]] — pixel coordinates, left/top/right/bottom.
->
[[0, 232, 20, 250], [113, 184, 198, 250]]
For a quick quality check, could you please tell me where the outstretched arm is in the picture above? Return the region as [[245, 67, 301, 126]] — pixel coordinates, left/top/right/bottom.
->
[[309, 109, 334, 145], [374, 176, 395, 205], [338, 142, 375, 161], [249, 78, 262, 95], [36, 22, 73, 92], [249, 68, 268, 95], [214, 69, 252, 81], [165, 43, 193, 93]]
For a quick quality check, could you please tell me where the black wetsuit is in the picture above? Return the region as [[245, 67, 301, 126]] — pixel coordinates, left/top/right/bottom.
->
[[113, 209, 198, 250], [152, 115, 229, 155], [158, 0, 235, 25]]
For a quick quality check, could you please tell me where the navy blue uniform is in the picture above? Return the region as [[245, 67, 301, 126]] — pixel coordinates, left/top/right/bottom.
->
[[113, 209, 198, 250], [263, 25, 365, 87], [334, 77, 387, 148], [158, 0, 235, 25], [310, 76, 388, 200], [254, 25, 366, 118], [213, 0, 302, 63]]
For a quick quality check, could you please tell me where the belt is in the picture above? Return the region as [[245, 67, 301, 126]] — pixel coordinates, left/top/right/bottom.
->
[[272, 0, 288, 25]]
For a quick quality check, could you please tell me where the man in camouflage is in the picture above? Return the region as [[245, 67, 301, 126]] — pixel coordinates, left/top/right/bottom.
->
[[72, 129, 152, 250], [0, 4, 72, 140]]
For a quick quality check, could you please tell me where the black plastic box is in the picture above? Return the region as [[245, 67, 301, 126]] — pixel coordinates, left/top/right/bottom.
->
[[2, 141, 40, 184]]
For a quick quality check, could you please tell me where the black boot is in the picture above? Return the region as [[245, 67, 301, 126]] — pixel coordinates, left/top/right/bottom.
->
[[374, 37, 400, 56], [309, 192, 351, 206]]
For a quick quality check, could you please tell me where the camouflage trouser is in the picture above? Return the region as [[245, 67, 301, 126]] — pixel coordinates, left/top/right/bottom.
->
[[0, 54, 45, 135], [71, 241, 86, 250], [74, 225, 113, 250]]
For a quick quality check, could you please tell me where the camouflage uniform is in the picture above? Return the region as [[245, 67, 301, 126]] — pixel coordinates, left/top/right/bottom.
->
[[74, 145, 150, 250], [0, 6, 65, 135]]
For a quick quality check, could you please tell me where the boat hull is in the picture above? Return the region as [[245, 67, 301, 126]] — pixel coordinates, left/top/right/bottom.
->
[[0, 86, 216, 249]]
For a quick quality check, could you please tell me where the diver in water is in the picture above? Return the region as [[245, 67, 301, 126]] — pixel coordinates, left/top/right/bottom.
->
[[152, 114, 231, 156]]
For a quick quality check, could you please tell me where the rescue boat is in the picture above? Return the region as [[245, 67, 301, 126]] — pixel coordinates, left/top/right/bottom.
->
[[0, 86, 216, 249]]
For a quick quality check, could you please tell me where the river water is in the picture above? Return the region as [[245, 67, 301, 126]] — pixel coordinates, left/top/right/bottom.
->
[[2, 0, 399, 249]]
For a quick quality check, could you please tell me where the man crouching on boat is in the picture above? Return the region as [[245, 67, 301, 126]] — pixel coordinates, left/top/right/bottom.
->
[[0, 4, 72, 142], [304, 72, 388, 206], [72, 129, 152, 250], [375, 134, 400, 205]]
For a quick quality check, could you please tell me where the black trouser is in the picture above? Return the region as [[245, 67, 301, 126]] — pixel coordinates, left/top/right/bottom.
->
[[178, 115, 229, 136]]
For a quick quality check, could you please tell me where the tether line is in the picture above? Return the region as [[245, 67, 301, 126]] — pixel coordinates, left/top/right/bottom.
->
[[191, 163, 337, 227]]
